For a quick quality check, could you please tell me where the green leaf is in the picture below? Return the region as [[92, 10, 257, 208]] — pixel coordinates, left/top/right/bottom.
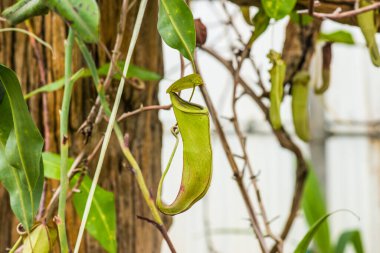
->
[[291, 71, 311, 142], [157, 75, 213, 215], [0, 64, 44, 231], [302, 164, 332, 253], [268, 50, 286, 130], [96, 62, 162, 81], [0, 84, 4, 103], [158, 0, 196, 61], [319, 31, 355, 45], [24, 68, 85, 100], [42, 152, 117, 253], [2, 0, 100, 43], [294, 210, 350, 253], [335, 230, 364, 253], [46, 0, 100, 43], [261, 0, 297, 20], [22, 223, 58, 253], [72, 175, 117, 253], [42, 152, 74, 180], [2, 0, 49, 25], [166, 73, 203, 93], [25, 63, 161, 99], [249, 8, 270, 45]]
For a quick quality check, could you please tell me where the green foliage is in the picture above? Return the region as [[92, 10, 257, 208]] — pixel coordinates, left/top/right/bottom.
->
[[291, 71, 310, 142], [22, 223, 57, 253], [249, 8, 270, 45], [42, 152, 73, 180], [165, 74, 203, 92], [261, 0, 297, 20], [43, 152, 117, 253], [294, 212, 339, 253], [72, 175, 117, 253], [268, 50, 286, 130], [3, 0, 99, 43], [297, 208, 363, 253], [96, 62, 162, 81], [24, 69, 85, 100], [335, 230, 364, 253], [0, 64, 44, 231], [357, 0, 380, 67], [158, 0, 196, 61], [302, 166, 332, 253], [156, 74, 212, 215], [301, 162, 365, 253], [314, 43, 332, 95], [319, 31, 355, 45], [2, 0, 49, 25], [0, 83, 5, 102], [24, 63, 161, 99], [46, 0, 100, 42]]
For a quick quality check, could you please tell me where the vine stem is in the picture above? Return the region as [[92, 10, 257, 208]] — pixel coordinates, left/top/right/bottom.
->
[[75, 42, 164, 224], [0, 28, 52, 51], [73, 1, 172, 252], [76, 39, 176, 252], [57, 28, 74, 253], [1, 0, 48, 25], [8, 236, 22, 253]]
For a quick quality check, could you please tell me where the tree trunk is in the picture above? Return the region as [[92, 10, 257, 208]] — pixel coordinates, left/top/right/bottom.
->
[[0, 1, 168, 252]]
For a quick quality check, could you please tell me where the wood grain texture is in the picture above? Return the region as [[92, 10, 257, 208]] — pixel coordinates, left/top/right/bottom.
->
[[0, 0, 169, 252]]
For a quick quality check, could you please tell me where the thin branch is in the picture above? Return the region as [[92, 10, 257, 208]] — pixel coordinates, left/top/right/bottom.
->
[[299, 2, 380, 19], [118, 104, 172, 121], [137, 216, 177, 253], [221, 5, 283, 249], [180, 53, 185, 78], [200, 45, 308, 253], [195, 57, 269, 253], [231, 63, 283, 252], [78, 0, 131, 141]]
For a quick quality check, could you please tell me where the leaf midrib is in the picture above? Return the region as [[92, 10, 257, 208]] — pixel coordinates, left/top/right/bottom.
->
[[50, 0, 97, 42], [1, 76, 35, 206], [161, 0, 194, 62]]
